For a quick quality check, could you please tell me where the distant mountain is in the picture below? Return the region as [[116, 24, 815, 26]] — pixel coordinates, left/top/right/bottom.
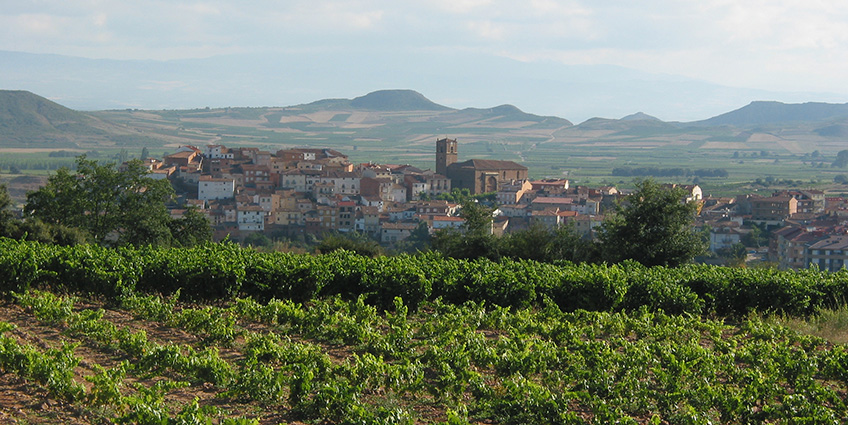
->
[[621, 112, 661, 121], [694, 101, 848, 127], [448, 104, 572, 128], [290, 91, 568, 128], [349, 90, 451, 111], [6, 49, 848, 123], [571, 116, 674, 132]]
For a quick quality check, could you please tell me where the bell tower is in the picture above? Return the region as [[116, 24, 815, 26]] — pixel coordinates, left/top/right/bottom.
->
[[435, 138, 457, 176]]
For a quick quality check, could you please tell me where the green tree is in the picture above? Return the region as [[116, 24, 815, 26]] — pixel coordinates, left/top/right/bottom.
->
[[169, 207, 213, 247], [431, 200, 498, 260], [25, 156, 176, 246], [316, 232, 382, 257], [243, 232, 273, 250], [501, 223, 598, 263], [0, 184, 15, 236], [394, 221, 432, 254], [717, 243, 748, 267], [833, 150, 848, 168], [597, 179, 706, 267]]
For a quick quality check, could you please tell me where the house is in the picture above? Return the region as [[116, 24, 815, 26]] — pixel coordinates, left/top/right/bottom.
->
[[380, 222, 418, 243], [750, 195, 797, 223], [709, 226, 747, 252], [198, 176, 235, 201], [806, 235, 848, 272], [431, 216, 465, 230], [497, 180, 533, 205], [237, 206, 266, 232]]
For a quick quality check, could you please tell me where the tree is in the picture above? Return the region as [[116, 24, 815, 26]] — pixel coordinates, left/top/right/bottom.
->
[[316, 232, 382, 257], [394, 221, 432, 254], [597, 179, 706, 267], [0, 184, 15, 236], [501, 222, 597, 263], [169, 207, 213, 247], [431, 200, 498, 260], [25, 156, 176, 246], [243, 232, 273, 250], [717, 243, 748, 267], [833, 150, 848, 168]]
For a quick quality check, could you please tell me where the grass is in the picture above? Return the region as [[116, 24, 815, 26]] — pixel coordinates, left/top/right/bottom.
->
[[765, 304, 848, 344]]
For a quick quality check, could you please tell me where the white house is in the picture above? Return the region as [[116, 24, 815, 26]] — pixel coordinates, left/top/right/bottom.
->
[[237, 206, 266, 232], [198, 176, 235, 201]]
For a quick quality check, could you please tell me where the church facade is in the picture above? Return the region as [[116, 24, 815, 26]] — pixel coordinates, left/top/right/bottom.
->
[[436, 138, 528, 195]]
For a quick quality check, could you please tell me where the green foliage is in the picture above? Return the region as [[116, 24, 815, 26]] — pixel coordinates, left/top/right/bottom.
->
[[9, 280, 848, 423], [316, 231, 383, 257], [716, 243, 748, 267], [833, 149, 848, 168], [25, 155, 176, 246], [431, 200, 498, 260], [169, 207, 213, 247], [501, 223, 598, 263], [5, 237, 848, 318], [598, 179, 707, 267], [14, 289, 77, 324], [0, 184, 13, 234]]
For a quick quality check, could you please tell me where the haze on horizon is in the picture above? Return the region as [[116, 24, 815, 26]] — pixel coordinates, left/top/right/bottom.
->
[[2, 0, 848, 123]]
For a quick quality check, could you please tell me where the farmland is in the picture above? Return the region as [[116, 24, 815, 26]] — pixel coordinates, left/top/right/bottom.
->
[[3, 239, 848, 423]]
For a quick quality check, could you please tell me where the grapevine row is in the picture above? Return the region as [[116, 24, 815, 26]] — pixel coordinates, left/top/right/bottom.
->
[[1, 237, 846, 316]]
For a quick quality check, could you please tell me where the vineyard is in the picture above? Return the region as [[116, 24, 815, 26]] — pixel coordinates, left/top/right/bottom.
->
[[2, 238, 848, 423]]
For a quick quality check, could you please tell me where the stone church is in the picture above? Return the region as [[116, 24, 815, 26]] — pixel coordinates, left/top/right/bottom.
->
[[436, 138, 528, 195]]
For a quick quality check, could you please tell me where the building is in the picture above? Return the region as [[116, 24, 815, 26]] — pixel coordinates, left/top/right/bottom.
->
[[750, 195, 797, 223], [806, 235, 848, 272], [435, 138, 529, 195], [198, 176, 235, 201], [435, 138, 458, 176]]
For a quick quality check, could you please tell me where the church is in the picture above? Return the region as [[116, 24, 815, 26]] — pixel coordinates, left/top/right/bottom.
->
[[436, 138, 528, 195]]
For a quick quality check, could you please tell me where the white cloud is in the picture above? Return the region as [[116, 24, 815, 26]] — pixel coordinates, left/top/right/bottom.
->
[[2, 0, 848, 95]]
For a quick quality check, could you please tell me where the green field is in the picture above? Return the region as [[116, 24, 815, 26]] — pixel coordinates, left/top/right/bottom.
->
[[4, 240, 848, 423]]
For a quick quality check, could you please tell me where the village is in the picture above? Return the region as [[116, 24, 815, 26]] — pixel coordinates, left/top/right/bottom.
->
[[141, 138, 848, 272]]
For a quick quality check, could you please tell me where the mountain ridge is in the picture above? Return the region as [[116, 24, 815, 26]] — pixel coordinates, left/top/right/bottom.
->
[[3, 89, 848, 153], [693, 101, 848, 127]]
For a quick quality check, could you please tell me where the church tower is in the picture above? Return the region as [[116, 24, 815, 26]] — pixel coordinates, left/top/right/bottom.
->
[[435, 138, 457, 176]]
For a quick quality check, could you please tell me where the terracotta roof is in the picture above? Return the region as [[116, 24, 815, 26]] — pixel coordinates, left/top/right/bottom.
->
[[451, 159, 527, 171]]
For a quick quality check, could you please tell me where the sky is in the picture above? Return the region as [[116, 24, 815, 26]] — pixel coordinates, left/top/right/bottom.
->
[[2, 1, 848, 120]]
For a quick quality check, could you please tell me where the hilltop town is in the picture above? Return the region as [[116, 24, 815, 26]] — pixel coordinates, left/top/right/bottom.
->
[[143, 138, 848, 271]]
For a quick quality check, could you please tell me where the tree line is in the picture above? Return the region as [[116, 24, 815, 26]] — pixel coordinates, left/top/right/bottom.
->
[[0, 156, 211, 247], [428, 179, 705, 267]]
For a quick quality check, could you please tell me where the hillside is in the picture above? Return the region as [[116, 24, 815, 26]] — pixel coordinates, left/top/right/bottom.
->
[[349, 89, 452, 111], [694, 100, 848, 127], [0, 90, 164, 148], [6, 90, 848, 187]]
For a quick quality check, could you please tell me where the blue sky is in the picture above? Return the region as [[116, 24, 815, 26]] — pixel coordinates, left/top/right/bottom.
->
[[3, 1, 848, 121]]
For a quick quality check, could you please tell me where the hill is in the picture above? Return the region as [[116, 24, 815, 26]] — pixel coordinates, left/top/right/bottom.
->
[[570, 116, 675, 132], [8, 89, 848, 186], [620, 112, 661, 121], [0, 90, 164, 148], [694, 101, 848, 127], [349, 89, 452, 111]]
